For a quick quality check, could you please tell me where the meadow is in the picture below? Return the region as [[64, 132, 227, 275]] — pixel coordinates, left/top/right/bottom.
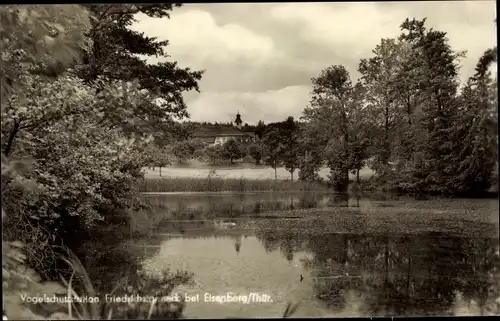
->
[[140, 165, 375, 193]]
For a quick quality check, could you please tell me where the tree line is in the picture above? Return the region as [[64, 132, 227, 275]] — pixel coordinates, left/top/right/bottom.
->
[[160, 18, 497, 196], [148, 17, 498, 197], [145, 118, 303, 181], [298, 18, 497, 196]]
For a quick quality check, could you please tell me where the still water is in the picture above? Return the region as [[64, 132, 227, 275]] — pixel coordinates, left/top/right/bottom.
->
[[83, 192, 500, 318]]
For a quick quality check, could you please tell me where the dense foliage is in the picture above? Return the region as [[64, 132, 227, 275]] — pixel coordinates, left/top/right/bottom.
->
[[0, 3, 202, 289], [300, 18, 497, 195], [222, 139, 245, 164]]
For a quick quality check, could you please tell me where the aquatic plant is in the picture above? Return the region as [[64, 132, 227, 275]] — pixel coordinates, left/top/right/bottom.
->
[[282, 302, 300, 318]]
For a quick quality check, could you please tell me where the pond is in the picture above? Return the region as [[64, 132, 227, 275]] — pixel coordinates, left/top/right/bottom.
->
[[78, 192, 500, 318]]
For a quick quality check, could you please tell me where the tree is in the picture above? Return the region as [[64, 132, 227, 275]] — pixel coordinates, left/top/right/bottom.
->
[[0, 6, 98, 274], [299, 17, 497, 196], [262, 126, 284, 180], [255, 120, 267, 139], [0, 4, 204, 283], [248, 140, 264, 165], [279, 117, 302, 181], [358, 38, 409, 170], [297, 120, 325, 182], [204, 144, 223, 164], [0, 5, 92, 156], [0, 5, 92, 104], [75, 4, 203, 139], [396, 18, 465, 193], [222, 139, 244, 164], [153, 146, 175, 176], [170, 138, 205, 164], [448, 47, 498, 195], [192, 148, 206, 161], [305, 65, 358, 192], [1, 4, 204, 159]]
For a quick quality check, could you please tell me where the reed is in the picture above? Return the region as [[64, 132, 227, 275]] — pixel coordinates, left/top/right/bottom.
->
[[56, 246, 190, 320], [139, 177, 327, 193]]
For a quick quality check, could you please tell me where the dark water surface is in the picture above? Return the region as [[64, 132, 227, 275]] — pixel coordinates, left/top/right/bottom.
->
[[81, 192, 500, 318]]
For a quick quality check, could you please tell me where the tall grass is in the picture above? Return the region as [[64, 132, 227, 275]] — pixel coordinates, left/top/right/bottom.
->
[[56, 246, 191, 320], [139, 177, 328, 193]]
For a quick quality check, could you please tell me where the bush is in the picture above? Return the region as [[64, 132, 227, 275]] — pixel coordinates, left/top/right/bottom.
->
[[193, 149, 206, 161], [241, 155, 255, 163]]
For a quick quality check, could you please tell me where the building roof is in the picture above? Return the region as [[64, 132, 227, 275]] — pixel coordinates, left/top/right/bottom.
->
[[193, 125, 254, 138]]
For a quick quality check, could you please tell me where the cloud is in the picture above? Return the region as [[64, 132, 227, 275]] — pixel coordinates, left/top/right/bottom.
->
[[186, 85, 311, 124], [269, 1, 497, 82], [132, 2, 497, 124], [132, 10, 283, 70], [270, 3, 405, 59]]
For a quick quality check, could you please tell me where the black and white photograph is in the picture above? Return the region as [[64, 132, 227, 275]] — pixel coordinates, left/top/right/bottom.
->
[[1, 1, 499, 319]]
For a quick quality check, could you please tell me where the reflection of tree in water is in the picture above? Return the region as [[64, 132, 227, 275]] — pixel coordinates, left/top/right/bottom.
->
[[455, 236, 500, 315], [257, 228, 361, 311], [253, 201, 264, 215], [357, 235, 423, 316], [327, 193, 349, 207], [75, 224, 153, 296], [279, 232, 307, 262], [307, 233, 364, 312], [255, 229, 281, 253], [298, 192, 322, 209], [255, 228, 306, 260], [73, 222, 192, 319], [230, 233, 243, 254], [355, 234, 500, 316], [255, 218, 499, 316]]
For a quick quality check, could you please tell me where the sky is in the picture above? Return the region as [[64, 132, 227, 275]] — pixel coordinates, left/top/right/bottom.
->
[[131, 1, 497, 125]]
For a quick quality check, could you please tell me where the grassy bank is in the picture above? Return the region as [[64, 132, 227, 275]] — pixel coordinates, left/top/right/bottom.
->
[[139, 177, 329, 193]]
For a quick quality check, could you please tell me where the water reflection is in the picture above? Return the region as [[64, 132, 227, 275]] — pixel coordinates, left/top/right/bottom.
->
[[80, 192, 499, 318], [74, 223, 144, 295], [139, 191, 358, 221], [257, 228, 500, 316]]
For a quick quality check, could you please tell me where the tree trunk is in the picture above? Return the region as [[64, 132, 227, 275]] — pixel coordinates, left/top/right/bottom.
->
[[407, 94, 412, 125], [383, 101, 390, 166], [385, 236, 389, 283], [122, 80, 128, 101], [339, 106, 350, 192], [337, 168, 350, 192], [274, 167, 277, 181], [290, 170, 294, 182], [4, 120, 21, 157], [344, 234, 349, 265], [406, 248, 412, 297], [159, 167, 162, 177], [356, 168, 360, 184]]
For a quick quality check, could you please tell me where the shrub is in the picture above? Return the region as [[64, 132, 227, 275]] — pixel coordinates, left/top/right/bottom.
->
[[241, 155, 255, 163]]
